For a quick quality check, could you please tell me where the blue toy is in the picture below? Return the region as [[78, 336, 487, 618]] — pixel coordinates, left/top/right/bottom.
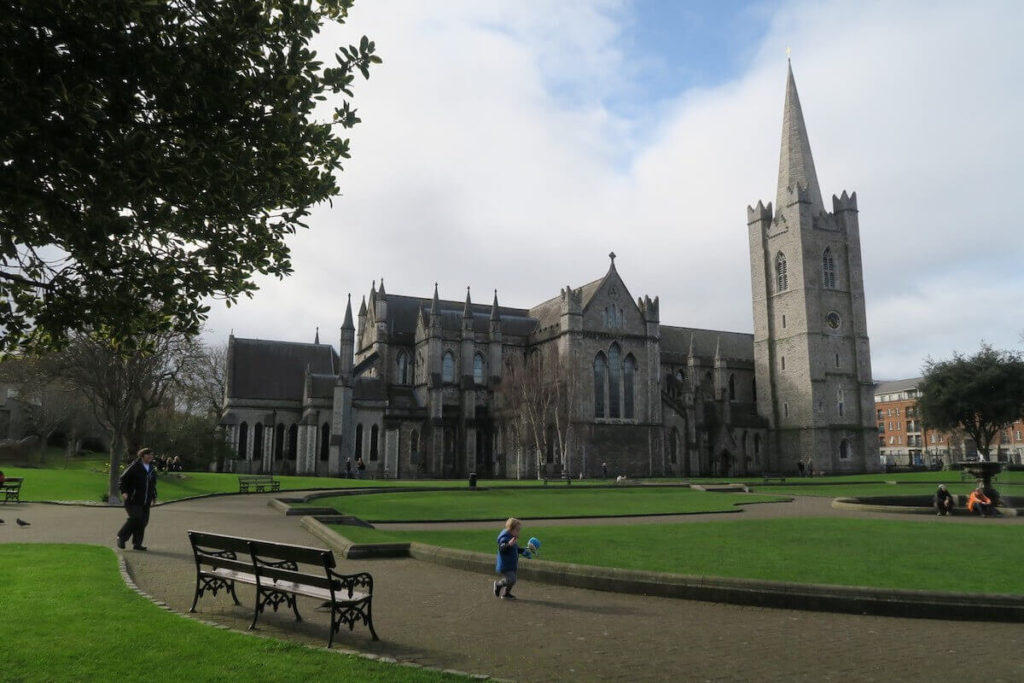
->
[[523, 537, 541, 558]]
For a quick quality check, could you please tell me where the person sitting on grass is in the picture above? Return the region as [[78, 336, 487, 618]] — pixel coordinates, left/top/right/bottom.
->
[[967, 485, 994, 517], [934, 484, 955, 516]]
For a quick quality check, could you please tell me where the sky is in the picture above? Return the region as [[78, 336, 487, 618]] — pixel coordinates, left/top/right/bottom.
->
[[204, 0, 1024, 381]]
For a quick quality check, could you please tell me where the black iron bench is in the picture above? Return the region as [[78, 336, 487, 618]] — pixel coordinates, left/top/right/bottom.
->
[[1, 477, 23, 503], [187, 530, 377, 647], [238, 475, 280, 493], [762, 473, 786, 483]]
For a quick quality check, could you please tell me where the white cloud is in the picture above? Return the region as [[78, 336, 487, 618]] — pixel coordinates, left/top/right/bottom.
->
[[205, 0, 1024, 380]]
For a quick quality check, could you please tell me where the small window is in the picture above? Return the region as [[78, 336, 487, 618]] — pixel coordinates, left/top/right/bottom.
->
[[397, 352, 410, 384], [839, 438, 850, 459], [781, 356, 786, 371], [776, 252, 789, 292], [473, 354, 485, 385], [823, 248, 836, 289], [370, 424, 379, 461], [782, 314, 786, 328], [835, 353, 840, 368], [783, 402, 789, 418], [442, 351, 455, 383]]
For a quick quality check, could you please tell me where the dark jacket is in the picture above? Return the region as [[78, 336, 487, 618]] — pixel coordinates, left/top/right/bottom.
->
[[119, 459, 157, 506]]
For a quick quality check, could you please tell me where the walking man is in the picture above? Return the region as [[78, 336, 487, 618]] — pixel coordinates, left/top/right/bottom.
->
[[116, 447, 158, 551]]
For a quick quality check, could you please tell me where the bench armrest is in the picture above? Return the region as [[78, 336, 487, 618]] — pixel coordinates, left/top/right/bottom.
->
[[328, 569, 374, 598]]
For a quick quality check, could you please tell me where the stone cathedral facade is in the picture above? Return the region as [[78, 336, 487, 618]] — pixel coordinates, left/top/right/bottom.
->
[[221, 63, 881, 479]]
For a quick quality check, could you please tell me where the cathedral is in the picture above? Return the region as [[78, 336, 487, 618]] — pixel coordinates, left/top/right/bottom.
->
[[221, 63, 881, 479]]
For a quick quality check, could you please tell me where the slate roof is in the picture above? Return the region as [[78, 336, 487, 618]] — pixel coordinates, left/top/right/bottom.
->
[[381, 293, 537, 339], [228, 338, 338, 401], [660, 326, 754, 363]]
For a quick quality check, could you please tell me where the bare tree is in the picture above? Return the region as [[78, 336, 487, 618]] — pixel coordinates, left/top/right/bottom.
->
[[177, 342, 228, 420], [496, 345, 579, 479], [60, 330, 206, 501], [0, 355, 89, 463]]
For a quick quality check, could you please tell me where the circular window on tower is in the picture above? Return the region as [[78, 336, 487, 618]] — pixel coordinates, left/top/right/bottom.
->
[[825, 311, 842, 331]]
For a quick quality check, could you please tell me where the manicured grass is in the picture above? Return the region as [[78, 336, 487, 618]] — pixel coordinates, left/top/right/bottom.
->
[[0, 544, 463, 682], [336, 518, 1024, 594], [314, 487, 789, 521]]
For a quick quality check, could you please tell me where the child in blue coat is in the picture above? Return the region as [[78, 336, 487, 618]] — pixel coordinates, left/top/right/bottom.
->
[[493, 517, 527, 599]]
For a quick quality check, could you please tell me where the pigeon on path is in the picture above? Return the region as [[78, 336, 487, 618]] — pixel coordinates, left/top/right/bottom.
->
[[16, 518, 30, 527]]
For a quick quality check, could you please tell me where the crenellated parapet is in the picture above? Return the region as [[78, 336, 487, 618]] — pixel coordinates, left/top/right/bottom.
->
[[747, 199, 774, 226], [832, 190, 858, 213], [560, 285, 583, 315], [639, 294, 660, 323]]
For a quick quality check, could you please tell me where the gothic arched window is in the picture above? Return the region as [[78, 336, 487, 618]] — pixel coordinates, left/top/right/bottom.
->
[[442, 351, 455, 383], [238, 422, 248, 460], [593, 353, 607, 418], [608, 344, 622, 419], [473, 353, 485, 385], [839, 438, 851, 460], [253, 423, 264, 459], [670, 427, 679, 464], [775, 252, 788, 292], [397, 352, 410, 384], [623, 354, 636, 419], [822, 248, 836, 289], [370, 424, 379, 461], [320, 423, 330, 461], [728, 374, 736, 401], [355, 424, 363, 459], [287, 424, 298, 460], [837, 386, 845, 417]]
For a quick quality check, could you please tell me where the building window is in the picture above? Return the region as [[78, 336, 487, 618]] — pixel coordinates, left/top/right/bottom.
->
[[822, 248, 836, 289], [238, 422, 249, 460], [410, 430, 419, 462], [355, 424, 363, 459], [784, 402, 789, 418], [782, 314, 786, 328], [781, 356, 786, 371], [608, 344, 622, 419], [287, 424, 298, 460], [397, 352, 410, 384], [623, 354, 636, 419], [839, 438, 850, 459], [728, 374, 736, 401], [320, 423, 330, 461], [593, 353, 607, 418], [837, 387, 844, 418], [370, 424, 379, 461], [835, 353, 840, 368], [274, 424, 285, 461], [775, 252, 788, 292], [473, 353, 485, 385], [442, 351, 455, 383], [253, 423, 264, 460], [670, 427, 679, 464]]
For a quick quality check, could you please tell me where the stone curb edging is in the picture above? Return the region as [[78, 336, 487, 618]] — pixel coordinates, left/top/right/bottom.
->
[[831, 497, 1022, 517], [298, 516, 1024, 623], [114, 547, 500, 681]]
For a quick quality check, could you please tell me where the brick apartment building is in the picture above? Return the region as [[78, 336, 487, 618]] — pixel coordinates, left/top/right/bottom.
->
[[875, 378, 1024, 468]]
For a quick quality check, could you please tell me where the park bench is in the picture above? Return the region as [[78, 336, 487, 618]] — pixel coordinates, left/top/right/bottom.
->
[[762, 473, 786, 483], [237, 475, 280, 494], [1, 477, 23, 503], [187, 530, 377, 647]]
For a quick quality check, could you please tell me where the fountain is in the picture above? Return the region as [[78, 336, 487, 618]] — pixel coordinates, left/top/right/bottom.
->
[[952, 460, 1004, 503]]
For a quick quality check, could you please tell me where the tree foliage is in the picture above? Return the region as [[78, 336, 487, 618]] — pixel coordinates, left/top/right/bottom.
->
[[917, 344, 1024, 459], [0, 0, 380, 353]]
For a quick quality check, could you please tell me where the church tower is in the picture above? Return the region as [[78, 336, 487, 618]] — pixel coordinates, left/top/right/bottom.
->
[[748, 62, 879, 474]]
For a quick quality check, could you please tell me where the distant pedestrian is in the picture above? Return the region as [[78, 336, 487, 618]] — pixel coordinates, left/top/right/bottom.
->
[[356, 456, 366, 479], [345, 458, 353, 479], [116, 448, 158, 551], [493, 517, 528, 600], [601, 462, 608, 479], [797, 461, 805, 477]]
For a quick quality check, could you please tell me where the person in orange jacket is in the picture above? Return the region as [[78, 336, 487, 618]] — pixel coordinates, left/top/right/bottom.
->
[[967, 485, 994, 517]]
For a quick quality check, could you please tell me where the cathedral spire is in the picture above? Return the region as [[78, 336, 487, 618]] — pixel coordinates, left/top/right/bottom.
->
[[314, 327, 319, 344], [342, 294, 354, 331], [490, 289, 501, 322], [430, 282, 440, 316], [463, 286, 473, 318], [776, 61, 824, 214]]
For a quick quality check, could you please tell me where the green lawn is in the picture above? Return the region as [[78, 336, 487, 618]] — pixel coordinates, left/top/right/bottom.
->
[[0, 544, 464, 682], [311, 486, 789, 521], [336, 518, 1024, 594]]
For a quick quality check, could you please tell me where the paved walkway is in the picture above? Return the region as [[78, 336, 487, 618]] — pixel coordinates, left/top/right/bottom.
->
[[3, 494, 1024, 682]]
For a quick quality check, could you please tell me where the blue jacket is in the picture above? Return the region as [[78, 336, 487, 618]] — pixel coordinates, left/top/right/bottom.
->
[[496, 529, 525, 573]]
